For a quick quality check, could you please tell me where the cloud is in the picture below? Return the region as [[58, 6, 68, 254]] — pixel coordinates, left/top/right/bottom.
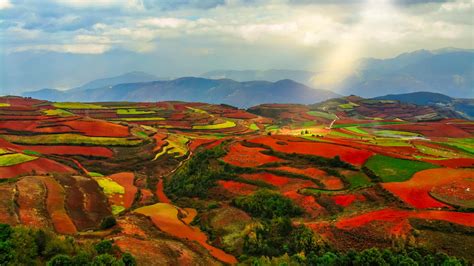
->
[[0, 0, 12, 9]]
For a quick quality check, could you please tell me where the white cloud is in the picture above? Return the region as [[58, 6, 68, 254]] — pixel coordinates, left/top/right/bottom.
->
[[11, 44, 111, 54], [0, 0, 12, 10]]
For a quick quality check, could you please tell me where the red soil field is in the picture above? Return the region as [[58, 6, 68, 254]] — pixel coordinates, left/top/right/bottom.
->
[[156, 179, 171, 203], [140, 189, 154, 205], [240, 172, 315, 192], [217, 180, 257, 195], [382, 168, 473, 209], [0, 158, 76, 179], [378, 122, 471, 138], [241, 172, 290, 186], [336, 208, 474, 235], [284, 190, 323, 217], [431, 180, 474, 208], [61, 119, 130, 137], [16, 177, 50, 229], [153, 133, 167, 152], [0, 120, 75, 134], [221, 110, 257, 119], [422, 158, 474, 168], [249, 136, 373, 165], [108, 172, 138, 208], [272, 166, 326, 178], [222, 142, 283, 167], [188, 138, 216, 152], [332, 194, 365, 207], [14, 145, 113, 157], [0, 96, 46, 106], [0, 183, 18, 225], [38, 176, 77, 234]]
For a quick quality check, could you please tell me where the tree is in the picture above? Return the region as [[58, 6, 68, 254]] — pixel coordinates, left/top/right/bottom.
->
[[47, 254, 73, 266], [121, 253, 137, 266], [0, 224, 12, 241], [92, 254, 122, 266], [100, 216, 117, 230], [94, 240, 114, 255]]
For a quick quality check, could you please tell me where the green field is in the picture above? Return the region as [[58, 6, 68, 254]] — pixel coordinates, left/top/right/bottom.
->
[[43, 109, 74, 117], [1, 134, 142, 146], [249, 123, 259, 131], [307, 111, 337, 120], [346, 172, 372, 189], [193, 120, 236, 130], [0, 153, 38, 166], [364, 154, 438, 182], [93, 176, 124, 195], [117, 108, 155, 115], [443, 138, 474, 154], [374, 130, 421, 137], [53, 102, 105, 109], [333, 121, 405, 129], [345, 127, 369, 135], [117, 117, 165, 121]]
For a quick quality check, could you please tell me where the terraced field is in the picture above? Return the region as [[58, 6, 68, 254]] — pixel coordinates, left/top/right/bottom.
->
[[0, 96, 473, 265]]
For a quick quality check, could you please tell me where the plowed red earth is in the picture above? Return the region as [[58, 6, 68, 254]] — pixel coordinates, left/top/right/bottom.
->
[[284, 190, 323, 216], [16, 177, 50, 228], [108, 172, 138, 208], [222, 142, 283, 167], [217, 180, 257, 195], [249, 136, 373, 165], [378, 122, 471, 138], [382, 168, 474, 209], [423, 158, 474, 168], [61, 119, 130, 137], [336, 208, 474, 236], [38, 176, 77, 234], [0, 158, 75, 179], [0, 138, 113, 157], [153, 133, 167, 152], [332, 194, 365, 207], [240, 172, 315, 192]]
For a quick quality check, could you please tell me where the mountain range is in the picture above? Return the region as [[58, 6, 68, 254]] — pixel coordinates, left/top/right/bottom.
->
[[24, 77, 340, 108]]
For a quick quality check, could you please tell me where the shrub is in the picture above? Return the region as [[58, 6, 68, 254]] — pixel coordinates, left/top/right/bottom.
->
[[121, 253, 137, 266], [233, 189, 302, 219], [94, 240, 113, 255], [100, 216, 117, 230], [47, 254, 73, 266]]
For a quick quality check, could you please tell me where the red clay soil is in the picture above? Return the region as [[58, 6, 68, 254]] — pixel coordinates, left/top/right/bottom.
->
[[37, 176, 77, 234], [240, 172, 315, 192], [0, 158, 76, 179], [140, 189, 154, 205], [422, 158, 474, 168], [249, 136, 373, 166], [378, 122, 471, 138], [0, 138, 113, 157], [108, 172, 138, 208], [284, 190, 324, 217], [221, 110, 257, 119], [153, 133, 167, 152], [0, 183, 18, 225], [188, 138, 216, 152], [155, 179, 171, 203], [382, 168, 473, 209], [61, 119, 130, 137], [336, 208, 474, 235], [0, 120, 75, 134], [222, 142, 283, 167], [332, 194, 365, 207], [217, 180, 258, 195], [16, 177, 50, 229]]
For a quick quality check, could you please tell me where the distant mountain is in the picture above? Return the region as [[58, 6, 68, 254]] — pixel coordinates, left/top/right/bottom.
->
[[201, 69, 316, 87], [341, 50, 474, 98], [70, 71, 159, 92], [23, 77, 340, 108], [202, 49, 474, 99], [374, 91, 474, 119]]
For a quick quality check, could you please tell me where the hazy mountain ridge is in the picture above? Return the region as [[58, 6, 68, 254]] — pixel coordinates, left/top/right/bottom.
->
[[24, 77, 340, 108]]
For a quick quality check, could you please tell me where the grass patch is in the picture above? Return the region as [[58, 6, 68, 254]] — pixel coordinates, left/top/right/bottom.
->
[[249, 123, 259, 131], [0, 153, 37, 166], [88, 172, 104, 177], [116, 108, 155, 115], [93, 176, 124, 195], [0, 134, 142, 146], [53, 102, 105, 109], [345, 127, 369, 135], [364, 155, 438, 182], [117, 117, 165, 121], [307, 111, 337, 120], [43, 109, 74, 117], [193, 120, 236, 130], [374, 130, 421, 137]]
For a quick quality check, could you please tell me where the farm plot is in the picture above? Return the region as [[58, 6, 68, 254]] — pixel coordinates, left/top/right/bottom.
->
[[108, 172, 138, 209], [134, 203, 237, 264], [193, 120, 236, 130], [16, 177, 50, 229], [0, 153, 37, 166], [217, 180, 258, 196], [0, 183, 18, 224], [222, 142, 283, 167], [248, 136, 373, 166], [0, 157, 75, 179], [382, 168, 474, 209], [364, 154, 438, 182], [37, 176, 77, 234], [0, 133, 142, 146], [92, 175, 126, 214], [240, 172, 315, 192]]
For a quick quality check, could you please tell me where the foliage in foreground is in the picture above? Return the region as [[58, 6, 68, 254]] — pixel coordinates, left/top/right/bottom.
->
[[0, 224, 135, 266], [233, 190, 303, 219]]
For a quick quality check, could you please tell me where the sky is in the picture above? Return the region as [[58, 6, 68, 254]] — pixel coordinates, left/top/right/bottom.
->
[[0, 0, 473, 93]]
